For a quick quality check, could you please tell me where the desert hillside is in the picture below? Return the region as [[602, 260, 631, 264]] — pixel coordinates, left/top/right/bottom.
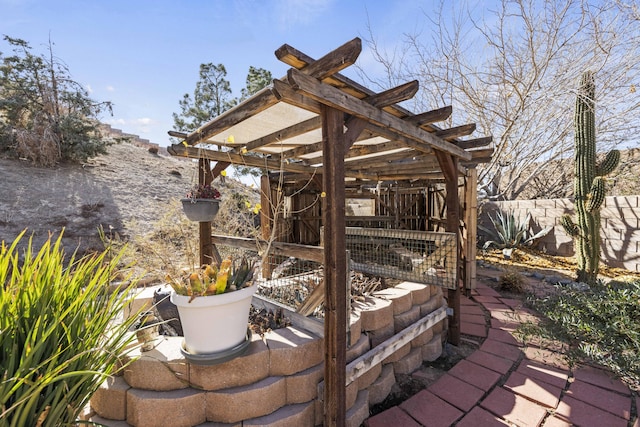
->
[[0, 142, 259, 265]]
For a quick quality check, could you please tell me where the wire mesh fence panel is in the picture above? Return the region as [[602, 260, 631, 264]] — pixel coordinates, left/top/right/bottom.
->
[[344, 227, 457, 289]]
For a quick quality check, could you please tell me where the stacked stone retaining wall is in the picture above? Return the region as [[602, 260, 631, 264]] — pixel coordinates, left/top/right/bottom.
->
[[482, 195, 640, 272], [89, 282, 447, 426]]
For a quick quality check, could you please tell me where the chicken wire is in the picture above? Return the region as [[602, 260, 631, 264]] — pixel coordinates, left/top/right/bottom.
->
[[344, 227, 457, 289]]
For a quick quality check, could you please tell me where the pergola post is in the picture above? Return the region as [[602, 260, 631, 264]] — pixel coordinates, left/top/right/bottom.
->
[[321, 105, 347, 426], [435, 151, 461, 345]]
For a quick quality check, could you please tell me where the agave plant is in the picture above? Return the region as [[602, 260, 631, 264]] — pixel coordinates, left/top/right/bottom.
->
[[479, 210, 552, 250]]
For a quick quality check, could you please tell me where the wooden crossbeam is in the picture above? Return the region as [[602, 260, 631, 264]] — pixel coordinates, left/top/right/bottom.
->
[[407, 106, 453, 126], [436, 123, 476, 140], [167, 143, 321, 175], [285, 68, 472, 161], [453, 136, 493, 150]]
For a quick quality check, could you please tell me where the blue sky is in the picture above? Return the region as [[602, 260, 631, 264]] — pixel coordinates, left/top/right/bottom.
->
[[1, 0, 441, 147]]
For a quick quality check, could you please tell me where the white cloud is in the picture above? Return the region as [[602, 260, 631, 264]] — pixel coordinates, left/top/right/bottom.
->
[[106, 85, 115, 92], [134, 117, 154, 126], [275, 0, 334, 29], [85, 84, 93, 94]]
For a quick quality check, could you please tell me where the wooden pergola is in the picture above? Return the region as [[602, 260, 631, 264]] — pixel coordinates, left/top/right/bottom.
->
[[168, 38, 492, 427]]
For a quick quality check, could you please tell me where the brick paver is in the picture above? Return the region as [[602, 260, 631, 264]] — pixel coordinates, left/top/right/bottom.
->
[[399, 390, 463, 427], [515, 360, 569, 389], [460, 322, 487, 337], [456, 406, 511, 427], [479, 338, 522, 361], [481, 387, 548, 427], [466, 350, 514, 375], [503, 370, 562, 408], [448, 359, 502, 391], [427, 373, 485, 412], [572, 365, 631, 395], [566, 380, 631, 420], [364, 406, 420, 427], [461, 313, 485, 325], [554, 395, 628, 427], [487, 327, 521, 346]]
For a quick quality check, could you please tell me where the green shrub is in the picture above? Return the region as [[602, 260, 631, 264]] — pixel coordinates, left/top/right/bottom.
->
[[499, 271, 525, 293], [525, 279, 640, 385], [0, 231, 141, 426]]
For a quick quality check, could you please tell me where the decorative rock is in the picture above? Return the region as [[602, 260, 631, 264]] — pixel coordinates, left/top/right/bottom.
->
[[190, 336, 269, 391], [345, 390, 369, 427], [285, 364, 323, 404], [353, 297, 393, 332], [243, 402, 315, 427], [357, 362, 382, 391], [396, 282, 431, 305], [91, 376, 130, 421], [373, 287, 413, 315], [422, 334, 443, 362], [126, 388, 206, 427], [368, 364, 395, 405], [393, 347, 423, 375], [206, 376, 286, 424], [123, 336, 189, 391], [347, 333, 370, 363], [266, 327, 323, 376], [393, 306, 421, 334]]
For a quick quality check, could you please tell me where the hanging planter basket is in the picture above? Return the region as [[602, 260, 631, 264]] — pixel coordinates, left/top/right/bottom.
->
[[181, 198, 220, 222]]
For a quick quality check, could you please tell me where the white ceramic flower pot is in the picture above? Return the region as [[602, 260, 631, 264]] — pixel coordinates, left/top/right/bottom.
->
[[170, 285, 256, 355]]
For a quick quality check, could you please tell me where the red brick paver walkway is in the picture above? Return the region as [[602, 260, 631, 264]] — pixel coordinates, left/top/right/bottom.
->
[[365, 272, 637, 427]]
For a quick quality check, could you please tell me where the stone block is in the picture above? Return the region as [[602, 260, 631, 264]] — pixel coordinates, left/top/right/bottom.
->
[[126, 388, 205, 427], [266, 327, 323, 376], [346, 333, 370, 363], [368, 322, 395, 348], [88, 415, 130, 427], [396, 281, 431, 305], [345, 390, 369, 427], [357, 362, 382, 391], [411, 328, 434, 349], [353, 297, 393, 332], [123, 336, 189, 391], [91, 376, 130, 420], [349, 312, 362, 347], [432, 318, 445, 335], [125, 284, 170, 319], [190, 335, 269, 391], [419, 295, 443, 317], [206, 376, 286, 423], [382, 342, 411, 364], [394, 305, 421, 334], [422, 333, 443, 362], [346, 379, 359, 410], [368, 364, 395, 405], [285, 363, 323, 404], [243, 402, 315, 427], [393, 347, 423, 375], [373, 287, 413, 315]]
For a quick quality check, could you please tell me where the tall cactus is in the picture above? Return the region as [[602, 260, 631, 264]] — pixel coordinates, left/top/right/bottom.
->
[[561, 71, 619, 284]]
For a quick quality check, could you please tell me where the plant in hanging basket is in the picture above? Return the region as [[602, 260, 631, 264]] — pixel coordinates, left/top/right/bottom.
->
[[167, 256, 258, 357], [181, 183, 222, 222]]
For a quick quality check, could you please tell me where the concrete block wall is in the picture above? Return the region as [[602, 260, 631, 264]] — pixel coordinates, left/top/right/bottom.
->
[[481, 195, 640, 272], [90, 282, 447, 426]]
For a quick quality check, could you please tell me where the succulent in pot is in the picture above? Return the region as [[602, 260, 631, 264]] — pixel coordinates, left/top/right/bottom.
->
[[167, 256, 258, 360]]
